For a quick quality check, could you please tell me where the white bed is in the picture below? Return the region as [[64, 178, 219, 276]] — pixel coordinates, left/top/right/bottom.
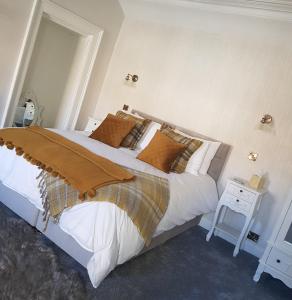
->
[[0, 129, 219, 287], [0, 108, 231, 288]]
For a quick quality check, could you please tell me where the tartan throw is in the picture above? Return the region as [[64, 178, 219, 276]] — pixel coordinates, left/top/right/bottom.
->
[[40, 168, 169, 246], [116, 111, 151, 150], [160, 128, 203, 174]]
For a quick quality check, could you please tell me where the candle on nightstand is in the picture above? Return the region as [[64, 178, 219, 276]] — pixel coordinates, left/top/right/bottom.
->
[[249, 175, 264, 190]]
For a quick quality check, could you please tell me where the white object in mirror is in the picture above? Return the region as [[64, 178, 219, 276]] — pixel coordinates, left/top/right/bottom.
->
[[14, 90, 43, 127]]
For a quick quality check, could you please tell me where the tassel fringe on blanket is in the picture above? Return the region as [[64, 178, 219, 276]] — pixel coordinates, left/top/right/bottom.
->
[[0, 126, 134, 200]]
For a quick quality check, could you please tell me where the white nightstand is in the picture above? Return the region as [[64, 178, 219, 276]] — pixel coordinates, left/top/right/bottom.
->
[[84, 117, 102, 133], [206, 178, 266, 257]]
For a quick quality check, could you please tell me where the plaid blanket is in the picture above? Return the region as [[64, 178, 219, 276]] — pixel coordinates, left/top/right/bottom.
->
[[39, 168, 169, 245]]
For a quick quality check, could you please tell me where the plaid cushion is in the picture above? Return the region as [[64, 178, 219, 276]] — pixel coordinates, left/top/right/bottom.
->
[[160, 128, 203, 173], [161, 122, 175, 130], [116, 111, 151, 149]]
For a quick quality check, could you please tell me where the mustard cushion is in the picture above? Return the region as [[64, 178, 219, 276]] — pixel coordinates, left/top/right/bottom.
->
[[90, 114, 136, 148], [137, 131, 187, 173]]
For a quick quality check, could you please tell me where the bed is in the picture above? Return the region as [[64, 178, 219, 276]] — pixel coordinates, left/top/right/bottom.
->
[[0, 110, 230, 288]]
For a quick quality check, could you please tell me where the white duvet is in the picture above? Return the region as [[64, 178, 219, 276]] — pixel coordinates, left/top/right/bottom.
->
[[0, 129, 218, 287]]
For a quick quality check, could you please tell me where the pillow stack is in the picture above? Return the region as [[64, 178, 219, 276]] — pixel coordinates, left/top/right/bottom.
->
[[116, 111, 151, 150], [137, 131, 187, 173], [90, 111, 151, 149], [173, 129, 221, 176], [160, 127, 203, 174], [89, 111, 221, 175], [89, 114, 136, 148]]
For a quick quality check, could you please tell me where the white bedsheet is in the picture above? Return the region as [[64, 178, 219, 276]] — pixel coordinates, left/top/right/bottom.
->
[[0, 129, 218, 288]]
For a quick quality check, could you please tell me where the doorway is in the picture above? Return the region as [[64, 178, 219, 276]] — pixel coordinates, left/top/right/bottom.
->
[[3, 0, 103, 130], [16, 17, 80, 128]]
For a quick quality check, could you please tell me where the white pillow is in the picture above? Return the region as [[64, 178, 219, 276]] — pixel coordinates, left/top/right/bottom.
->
[[173, 129, 221, 176], [199, 141, 221, 175], [185, 141, 210, 175], [137, 121, 161, 149], [127, 111, 143, 119]]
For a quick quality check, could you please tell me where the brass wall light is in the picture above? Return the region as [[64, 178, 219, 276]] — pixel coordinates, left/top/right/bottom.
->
[[125, 73, 139, 82], [123, 104, 129, 111], [248, 152, 258, 162], [260, 114, 273, 124]]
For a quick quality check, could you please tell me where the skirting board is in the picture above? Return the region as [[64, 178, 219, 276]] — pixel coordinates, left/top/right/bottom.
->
[[199, 215, 265, 258]]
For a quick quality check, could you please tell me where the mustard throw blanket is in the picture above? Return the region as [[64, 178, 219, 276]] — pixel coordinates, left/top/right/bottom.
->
[[0, 127, 134, 198]]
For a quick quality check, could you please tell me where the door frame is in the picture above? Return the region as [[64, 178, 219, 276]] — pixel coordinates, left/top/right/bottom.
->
[[2, 0, 103, 130]]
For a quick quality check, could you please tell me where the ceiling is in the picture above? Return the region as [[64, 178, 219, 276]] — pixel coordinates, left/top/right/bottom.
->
[[119, 0, 292, 22], [179, 0, 292, 12]]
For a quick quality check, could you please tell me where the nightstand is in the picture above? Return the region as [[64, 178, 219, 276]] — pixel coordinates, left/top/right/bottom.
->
[[84, 117, 102, 133], [206, 178, 266, 257]]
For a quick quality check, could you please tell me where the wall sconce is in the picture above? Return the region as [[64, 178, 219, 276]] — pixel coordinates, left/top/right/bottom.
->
[[248, 152, 258, 162], [260, 114, 273, 124], [123, 104, 129, 111], [255, 113, 275, 134], [125, 73, 139, 82]]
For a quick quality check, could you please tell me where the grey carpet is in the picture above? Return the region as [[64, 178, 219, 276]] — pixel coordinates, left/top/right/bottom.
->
[[0, 202, 291, 300]]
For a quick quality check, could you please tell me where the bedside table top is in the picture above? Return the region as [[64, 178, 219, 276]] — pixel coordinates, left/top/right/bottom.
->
[[228, 178, 266, 195]]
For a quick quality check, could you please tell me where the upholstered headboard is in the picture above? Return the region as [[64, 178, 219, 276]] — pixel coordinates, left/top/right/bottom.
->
[[132, 109, 231, 183]]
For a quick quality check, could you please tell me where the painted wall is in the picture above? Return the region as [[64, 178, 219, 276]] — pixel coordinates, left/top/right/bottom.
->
[[0, 0, 34, 127], [50, 0, 125, 130], [95, 4, 292, 255], [22, 17, 79, 128], [0, 0, 124, 128]]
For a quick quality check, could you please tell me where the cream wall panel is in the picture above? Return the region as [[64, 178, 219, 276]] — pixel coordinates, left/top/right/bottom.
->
[[50, 0, 124, 130], [0, 0, 34, 126], [95, 14, 292, 253], [0, 0, 124, 129], [23, 18, 79, 128]]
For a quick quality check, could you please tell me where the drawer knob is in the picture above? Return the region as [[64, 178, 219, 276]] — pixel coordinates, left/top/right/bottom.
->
[[276, 259, 281, 263], [236, 199, 240, 202], [240, 190, 243, 193]]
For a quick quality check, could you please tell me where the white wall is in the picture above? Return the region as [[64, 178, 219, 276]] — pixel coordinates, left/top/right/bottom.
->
[[50, 0, 125, 130], [22, 17, 79, 128], [0, 0, 124, 128], [0, 0, 34, 126], [95, 3, 292, 255]]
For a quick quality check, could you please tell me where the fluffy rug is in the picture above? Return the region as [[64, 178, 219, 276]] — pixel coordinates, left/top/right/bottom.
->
[[0, 202, 291, 300]]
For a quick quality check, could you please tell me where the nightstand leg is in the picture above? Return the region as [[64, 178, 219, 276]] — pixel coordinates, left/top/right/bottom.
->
[[233, 216, 252, 257], [253, 263, 264, 282], [218, 206, 227, 225], [243, 218, 255, 243], [206, 204, 223, 242]]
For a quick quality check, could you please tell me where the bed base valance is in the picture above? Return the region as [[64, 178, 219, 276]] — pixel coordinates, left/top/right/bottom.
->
[[0, 183, 201, 268]]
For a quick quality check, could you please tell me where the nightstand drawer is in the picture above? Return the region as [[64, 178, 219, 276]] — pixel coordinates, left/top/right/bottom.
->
[[224, 194, 251, 214], [227, 183, 255, 203], [267, 248, 292, 276]]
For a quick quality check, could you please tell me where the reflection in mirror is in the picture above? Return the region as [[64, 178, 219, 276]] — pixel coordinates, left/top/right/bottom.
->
[[285, 223, 292, 244]]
